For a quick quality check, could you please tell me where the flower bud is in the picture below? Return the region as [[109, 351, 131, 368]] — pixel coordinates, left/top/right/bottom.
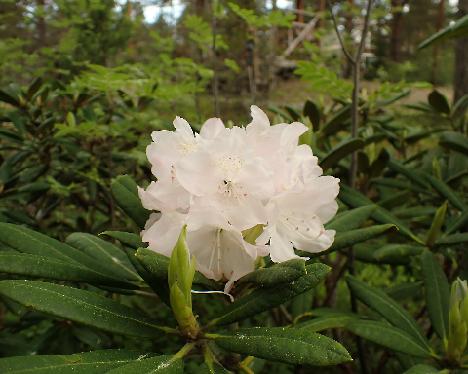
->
[[447, 278, 468, 362], [168, 226, 199, 338]]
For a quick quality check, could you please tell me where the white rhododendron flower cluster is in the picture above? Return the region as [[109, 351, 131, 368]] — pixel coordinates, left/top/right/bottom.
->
[[138, 106, 340, 291]]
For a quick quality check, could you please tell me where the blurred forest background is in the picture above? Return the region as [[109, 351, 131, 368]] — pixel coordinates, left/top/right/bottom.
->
[[0, 0, 467, 236]]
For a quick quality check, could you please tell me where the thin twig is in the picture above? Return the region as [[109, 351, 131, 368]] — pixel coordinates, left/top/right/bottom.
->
[[212, 0, 220, 117], [327, 0, 355, 63]]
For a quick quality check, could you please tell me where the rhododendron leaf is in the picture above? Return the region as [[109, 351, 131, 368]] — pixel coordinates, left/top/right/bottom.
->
[[435, 232, 468, 246], [105, 355, 182, 373], [100, 231, 143, 249], [210, 327, 352, 366], [111, 175, 149, 228], [0, 223, 128, 281], [339, 185, 422, 243], [238, 259, 306, 286], [425, 202, 448, 247], [403, 364, 441, 374], [296, 314, 357, 332], [0, 253, 136, 288], [66, 233, 140, 281], [326, 205, 375, 232], [320, 138, 365, 170], [0, 280, 170, 337], [347, 276, 430, 349], [423, 173, 466, 211], [0, 350, 153, 374], [209, 263, 330, 326], [421, 250, 449, 340], [346, 320, 431, 357]]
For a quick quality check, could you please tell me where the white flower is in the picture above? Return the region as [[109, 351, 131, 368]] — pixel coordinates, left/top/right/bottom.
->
[[139, 106, 340, 290]]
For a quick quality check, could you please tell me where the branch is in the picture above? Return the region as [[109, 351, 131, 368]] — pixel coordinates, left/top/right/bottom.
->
[[355, 0, 373, 62], [327, 0, 355, 64]]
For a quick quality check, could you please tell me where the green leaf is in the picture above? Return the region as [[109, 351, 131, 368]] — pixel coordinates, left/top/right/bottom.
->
[[210, 327, 352, 366], [403, 364, 441, 374], [446, 210, 468, 234], [111, 175, 149, 228], [0, 223, 127, 281], [100, 231, 143, 249], [439, 131, 468, 155], [421, 250, 449, 340], [210, 263, 330, 326], [0, 350, 152, 374], [386, 282, 424, 301], [296, 314, 357, 332], [346, 320, 430, 357], [0, 280, 169, 337], [428, 91, 450, 114], [320, 138, 365, 170], [347, 276, 429, 349], [418, 14, 468, 49], [320, 104, 351, 136], [339, 185, 422, 243], [105, 355, 182, 373], [0, 253, 136, 288], [435, 232, 468, 246], [424, 173, 466, 211], [372, 244, 424, 264], [326, 205, 375, 231], [329, 224, 397, 253], [387, 160, 429, 189], [66, 233, 140, 281], [303, 100, 320, 131], [238, 259, 306, 286], [0, 90, 21, 107], [426, 202, 448, 247]]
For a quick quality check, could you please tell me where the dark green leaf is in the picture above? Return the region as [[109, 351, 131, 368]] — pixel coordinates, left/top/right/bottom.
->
[[111, 175, 149, 228], [303, 100, 320, 131], [426, 202, 448, 247], [403, 364, 440, 374], [100, 231, 143, 249], [347, 276, 429, 349], [326, 205, 375, 231], [320, 138, 365, 170], [321, 105, 351, 136], [329, 224, 397, 253], [0, 280, 169, 337], [418, 14, 468, 49], [0, 350, 152, 374], [435, 232, 468, 246], [421, 251, 449, 339], [296, 314, 357, 332], [428, 91, 450, 114], [346, 320, 430, 357], [210, 263, 330, 326], [211, 327, 352, 366], [439, 131, 468, 155], [0, 90, 20, 107], [0, 253, 136, 288], [238, 259, 306, 286], [446, 210, 468, 234], [423, 174, 466, 211], [66, 233, 140, 281], [105, 355, 182, 373]]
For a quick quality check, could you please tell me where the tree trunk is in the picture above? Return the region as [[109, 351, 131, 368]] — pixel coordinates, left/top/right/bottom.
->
[[431, 0, 445, 84], [390, 0, 407, 61], [454, 0, 468, 102], [36, 0, 46, 47]]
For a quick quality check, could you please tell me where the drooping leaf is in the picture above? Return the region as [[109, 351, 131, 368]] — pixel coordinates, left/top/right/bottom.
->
[[210, 327, 352, 366], [210, 263, 330, 326], [421, 251, 449, 340], [0, 280, 170, 337], [403, 364, 441, 374], [439, 131, 468, 155], [423, 173, 466, 211], [346, 320, 431, 357], [418, 14, 468, 49], [0, 253, 136, 288], [326, 205, 375, 232], [111, 175, 150, 228], [0, 350, 153, 374], [238, 259, 306, 286], [0, 223, 127, 281], [303, 100, 320, 131], [320, 138, 365, 170], [105, 355, 182, 373], [371, 244, 424, 264], [66, 233, 140, 281], [347, 276, 430, 349]]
